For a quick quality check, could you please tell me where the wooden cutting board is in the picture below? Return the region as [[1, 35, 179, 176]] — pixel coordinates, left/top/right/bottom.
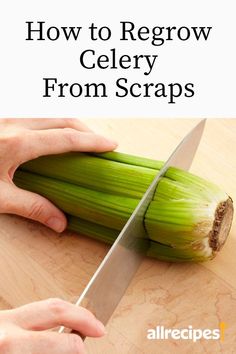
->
[[0, 119, 235, 354]]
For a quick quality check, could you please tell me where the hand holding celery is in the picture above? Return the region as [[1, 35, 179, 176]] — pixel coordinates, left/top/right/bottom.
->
[[14, 151, 234, 262], [0, 119, 117, 232]]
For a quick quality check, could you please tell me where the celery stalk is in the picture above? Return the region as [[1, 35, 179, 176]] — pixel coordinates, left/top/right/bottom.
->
[[13, 151, 233, 262]]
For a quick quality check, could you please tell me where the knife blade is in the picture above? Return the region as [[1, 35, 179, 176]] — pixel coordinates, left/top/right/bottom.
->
[[59, 119, 206, 335]]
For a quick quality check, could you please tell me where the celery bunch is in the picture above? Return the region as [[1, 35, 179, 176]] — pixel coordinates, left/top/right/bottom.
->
[[14, 152, 233, 262]]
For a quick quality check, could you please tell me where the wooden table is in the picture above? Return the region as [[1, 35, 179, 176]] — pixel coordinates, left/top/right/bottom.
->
[[0, 119, 235, 353]]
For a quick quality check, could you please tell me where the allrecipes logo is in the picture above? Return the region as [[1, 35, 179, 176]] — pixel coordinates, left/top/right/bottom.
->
[[147, 323, 226, 342]]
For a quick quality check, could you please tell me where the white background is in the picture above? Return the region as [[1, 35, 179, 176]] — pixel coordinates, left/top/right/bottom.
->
[[0, 0, 235, 118]]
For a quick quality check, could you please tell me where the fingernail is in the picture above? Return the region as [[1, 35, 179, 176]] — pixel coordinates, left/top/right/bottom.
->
[[96, 319, 106, 335], [46, 217, 65, 232]]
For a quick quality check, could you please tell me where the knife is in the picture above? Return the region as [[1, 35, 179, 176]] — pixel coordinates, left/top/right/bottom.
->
[[59, 119, 206, 336]]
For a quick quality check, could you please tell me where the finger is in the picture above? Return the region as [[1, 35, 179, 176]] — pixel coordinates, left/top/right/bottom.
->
[[12, 298, 105, 337], [0, 118, 92, 132], [0, 328, 86, 354], [1, 184, 67, 232], [19, 129, 117, 162], [26, 331, 86, 354]]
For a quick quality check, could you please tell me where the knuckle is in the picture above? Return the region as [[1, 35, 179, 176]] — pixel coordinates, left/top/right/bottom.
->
[[69, 334, 84, 354], [90, 134, 104, 149], [64, 118, 78, 127], [93, 134, 102, 145], [63, 128, 79, 145], [0, 133, 22, 152], [47, 298, 66, 317], [27, 200, 45, 219]]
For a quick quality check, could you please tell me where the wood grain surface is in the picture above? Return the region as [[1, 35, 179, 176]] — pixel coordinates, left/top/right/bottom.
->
[[0, 119, 235, 354]]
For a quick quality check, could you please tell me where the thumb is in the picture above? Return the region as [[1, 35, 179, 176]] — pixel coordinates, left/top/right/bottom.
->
[[2, 184, 67, 232]]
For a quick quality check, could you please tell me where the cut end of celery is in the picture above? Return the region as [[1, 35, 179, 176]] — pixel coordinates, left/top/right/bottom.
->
[[209, 197, 234, 253]]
